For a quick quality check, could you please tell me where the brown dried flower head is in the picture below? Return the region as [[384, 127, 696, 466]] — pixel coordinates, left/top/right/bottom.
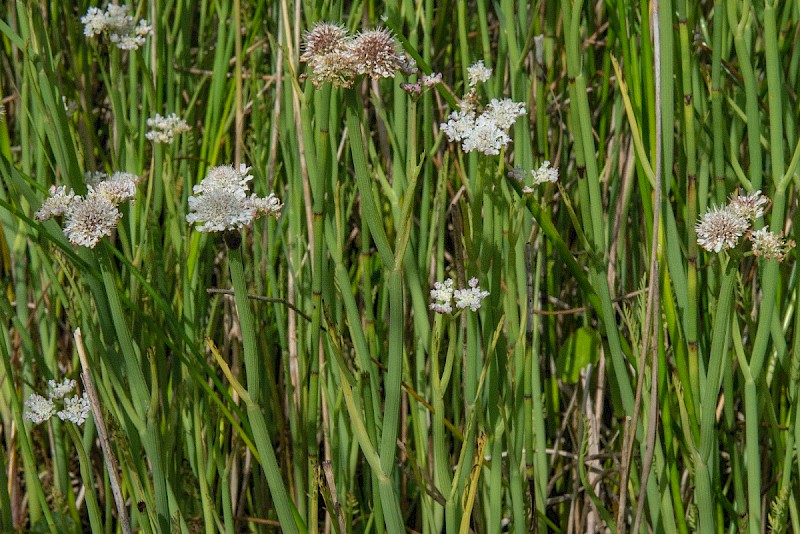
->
[[348, 28, 406, 79], [301, 23, 349, 62]]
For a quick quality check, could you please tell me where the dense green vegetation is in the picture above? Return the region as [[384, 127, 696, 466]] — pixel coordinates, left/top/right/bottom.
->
[[1, 1, 800, 532]]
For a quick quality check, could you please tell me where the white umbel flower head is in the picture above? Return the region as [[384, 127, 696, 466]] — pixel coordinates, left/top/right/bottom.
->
[[467, 60, 492, 87], [461, 115, 511, 155], [483, 98, 526, 130], [454, 277, 490, 311], [429, 278, 455, 314], [440, 66, 525, 157], [57, 393, 91, 425], [48, 378, 76, 399], [36, 171, 139, 248], [24, 379, 90, 426], [145, 113, 191, 144], [81, 4, 152, 51], [24, 393, 56, 424], [34, 185, 75, 221], [695, 205, 749, 253], [440, 111, 477, 143], [522, 161, 559, 193], [187, 164, 282, 233]]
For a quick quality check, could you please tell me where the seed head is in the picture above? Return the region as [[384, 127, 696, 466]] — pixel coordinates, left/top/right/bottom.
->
[[728, 190, 768, 221], [348, 28, 407, 79], [695, 205, 750, 253], [301, 23, 350, 62], [750, 228, 794, 262]]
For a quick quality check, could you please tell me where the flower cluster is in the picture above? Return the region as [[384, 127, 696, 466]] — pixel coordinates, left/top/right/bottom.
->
[[186, 164, 282, 233], [467, 60, 492, 87], [429, 277, 489, 314], [696, 190, 793, 261], [35, 172, 141, 248], [519, 161, 559, 193], [751, 228, 795, 262], [301, 23, 414, 87], [81, 4, 152, 51], [146, 113, 191, 144], [24, 379, 90, 426], [440, 62, 526, 155]]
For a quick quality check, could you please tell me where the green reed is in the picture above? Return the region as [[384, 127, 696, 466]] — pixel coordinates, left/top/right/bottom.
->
[[1, 0, 800, 532]]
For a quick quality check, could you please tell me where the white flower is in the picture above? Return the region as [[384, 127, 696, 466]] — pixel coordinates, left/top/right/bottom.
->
[[194, 164, 253, 193], [441, 94, 524, 156], [483, 98, 526, 130], [57, 393, 91, 426], [728, 190, 768, 221], [145, 113, 191, 144], [522, 161, 559, 193], [24, 393, 56, 424], [48, 378, 76, 399], [63, 191, 123, 248], [695, 205, 750, 253], [429, 278, 454, 314], [34, 185, 75, 221], [186, 164, 282, 233], [422, 73, 442, 87], [81, 7, 107, 37], [81, 4, 152, 51], [467, 60, 492, 87], [454, 277, 489, 311], [93, 172, 141, 203], [440, 110, 476, 143], [461, 115, 510, 155], [750, 228, 794, 262]]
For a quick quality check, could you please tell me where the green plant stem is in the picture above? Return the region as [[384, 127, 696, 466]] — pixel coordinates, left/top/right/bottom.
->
[[696, 256, 737, 530], [227, 244, 262, 404]]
